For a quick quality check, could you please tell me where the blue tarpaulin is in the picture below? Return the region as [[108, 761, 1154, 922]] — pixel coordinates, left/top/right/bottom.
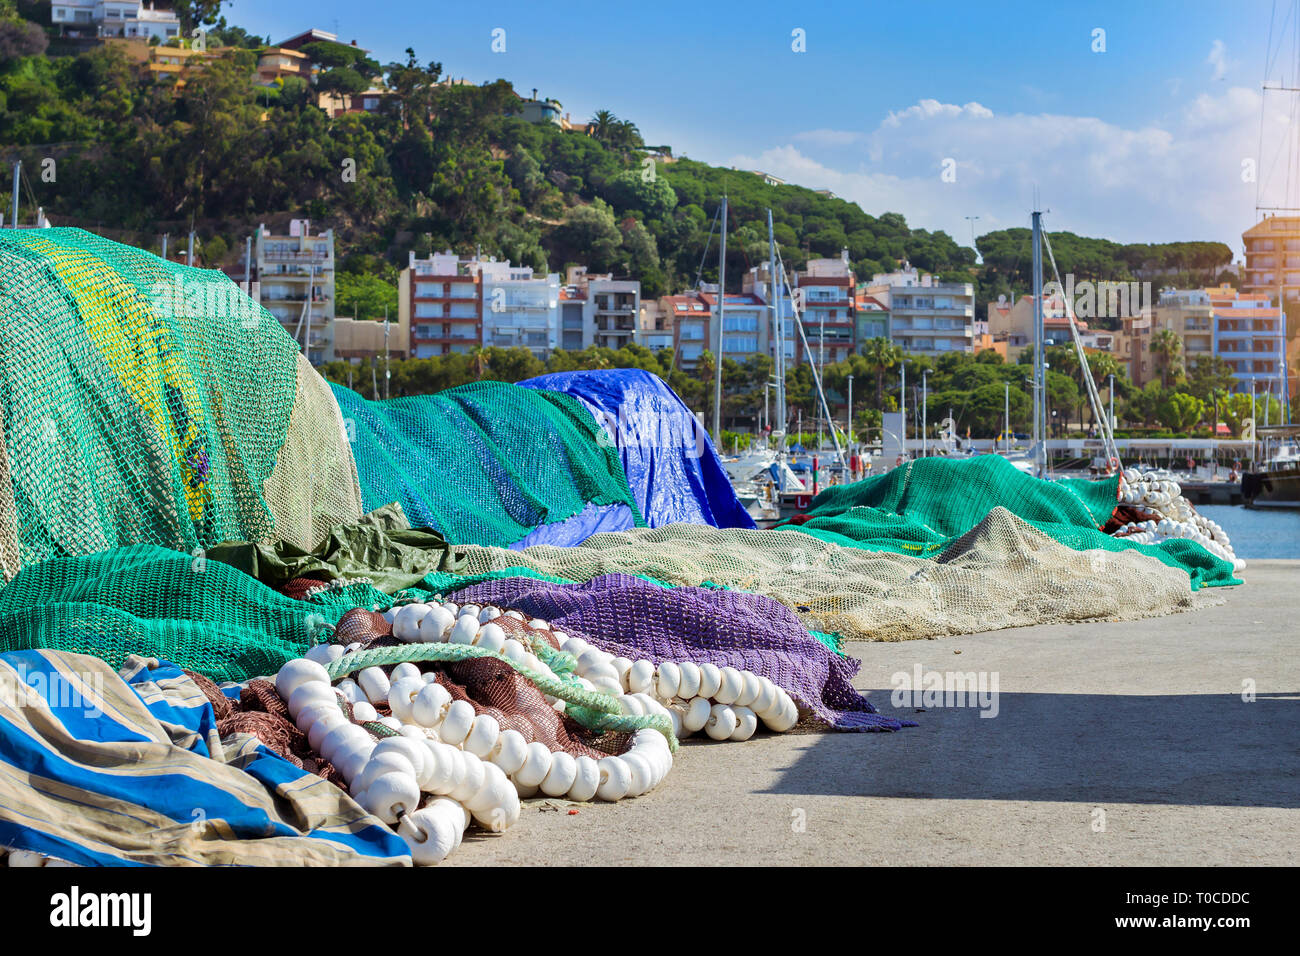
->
[[0, 651, 410, 866], [518, 369, 755, 530]]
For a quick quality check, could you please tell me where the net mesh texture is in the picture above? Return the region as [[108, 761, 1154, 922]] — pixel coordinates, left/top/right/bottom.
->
[[781, 455, 1239, 590], [332, 380, 644, 548], [445, 511, 1202, 643], [0, 544, 327, 683], [0, 227, 362, 579]]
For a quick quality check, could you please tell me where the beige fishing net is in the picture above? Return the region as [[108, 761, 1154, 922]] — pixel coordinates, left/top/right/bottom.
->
[[261, 355, 365, 551], [453, 508, 1201, 642]]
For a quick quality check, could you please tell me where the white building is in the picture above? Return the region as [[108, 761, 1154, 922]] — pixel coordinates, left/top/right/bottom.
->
[[795, 253, 856, 366], [480, 260, 561, 359], [866, 263, 975, 356], [560, 267, 641, 351], [52, 1, 181, 40], [256, 220, 335, 365], [743, 261, 797, 365]]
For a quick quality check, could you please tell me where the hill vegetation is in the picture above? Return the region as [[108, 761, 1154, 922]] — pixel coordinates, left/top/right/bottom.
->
[[0, 1, 1250, 436], [1, 2, 1232, 315]]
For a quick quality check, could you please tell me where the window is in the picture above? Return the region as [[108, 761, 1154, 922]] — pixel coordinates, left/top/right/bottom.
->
[[724, 335, 758, 353]]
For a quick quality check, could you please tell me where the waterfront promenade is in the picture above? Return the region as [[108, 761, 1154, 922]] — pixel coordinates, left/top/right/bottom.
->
[[450, 560, 1299, 866]]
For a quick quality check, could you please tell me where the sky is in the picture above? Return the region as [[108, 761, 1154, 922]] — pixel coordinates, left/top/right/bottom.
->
[[231, 0, 1300, 256]]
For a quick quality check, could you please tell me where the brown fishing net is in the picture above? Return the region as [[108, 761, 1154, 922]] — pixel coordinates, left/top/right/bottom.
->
[[189, 598, 634, 790]]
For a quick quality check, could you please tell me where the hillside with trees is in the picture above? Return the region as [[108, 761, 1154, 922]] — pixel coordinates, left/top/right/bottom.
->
[[1, 2, 1231, 310], [1, 1, 1249, 438]]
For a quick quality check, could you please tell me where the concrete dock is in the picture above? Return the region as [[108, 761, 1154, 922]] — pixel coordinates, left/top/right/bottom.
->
[[449, 559, 1299, 866]]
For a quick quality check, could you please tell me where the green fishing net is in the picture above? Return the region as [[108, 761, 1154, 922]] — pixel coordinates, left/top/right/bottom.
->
[[332, 380, 643, 548], [784, 456, 1239, 589], [0, 228, 303, 579], [0, 544, 330, 683]]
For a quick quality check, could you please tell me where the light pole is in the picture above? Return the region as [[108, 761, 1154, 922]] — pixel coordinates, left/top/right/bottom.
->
[[965, 215, 981, 263], [899, 363, 906, 460], [1107, 374, 1115, 432], [845, 374, 854, 444], [921, 370, 929, 457], [1004, 381, 1010, 450], [1250, 379, 1257, 467]]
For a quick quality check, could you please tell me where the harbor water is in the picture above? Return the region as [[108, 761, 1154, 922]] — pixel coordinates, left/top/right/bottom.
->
[[1197, 505, 1300, 559]]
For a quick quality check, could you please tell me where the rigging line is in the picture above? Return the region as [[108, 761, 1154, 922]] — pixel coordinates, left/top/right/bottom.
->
[[20, 165, 40, 219], [1040, 225, 1120, 467], [773, 245, 844, 458], [1258, 0, 1278, 212], [693, 203, 721, 291]]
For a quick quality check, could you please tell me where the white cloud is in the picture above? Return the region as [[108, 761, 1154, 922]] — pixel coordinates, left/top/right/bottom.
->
[[727, 89, 1281, 250], [1208, 39, 1228, 81]]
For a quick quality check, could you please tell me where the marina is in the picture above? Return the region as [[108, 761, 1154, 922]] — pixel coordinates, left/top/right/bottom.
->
[[0, 0, 1294, 908]]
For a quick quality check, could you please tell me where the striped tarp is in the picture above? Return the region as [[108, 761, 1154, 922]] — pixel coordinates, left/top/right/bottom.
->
[[0, 650, 409, 866]]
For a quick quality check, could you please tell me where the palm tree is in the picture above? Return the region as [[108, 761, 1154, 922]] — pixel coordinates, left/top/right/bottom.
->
[[861, 337, 903, 408], [588, 109, 617, 141], [1085, 351, 1120, 428], [468, 345, 488, 380], [1151, 328, 1184, 388], [611, 119, 642, 152]]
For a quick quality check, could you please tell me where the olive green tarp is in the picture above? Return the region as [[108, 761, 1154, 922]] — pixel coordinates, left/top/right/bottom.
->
[[205, 502, 458, 594], [780, 455, 1240, 589]]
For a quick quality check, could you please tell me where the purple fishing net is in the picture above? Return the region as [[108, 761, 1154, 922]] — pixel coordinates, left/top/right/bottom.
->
[[449, 573, 913, 732]]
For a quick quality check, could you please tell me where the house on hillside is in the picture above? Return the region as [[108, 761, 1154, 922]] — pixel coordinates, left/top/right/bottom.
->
[[52, 1, 180, 41]]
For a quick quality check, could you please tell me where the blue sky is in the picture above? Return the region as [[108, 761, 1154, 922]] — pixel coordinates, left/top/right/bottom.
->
[[232, 0, 1298, 254]]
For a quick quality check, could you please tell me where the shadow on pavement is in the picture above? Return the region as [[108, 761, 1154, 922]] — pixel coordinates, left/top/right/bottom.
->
[[761, 690, 1300, 809]]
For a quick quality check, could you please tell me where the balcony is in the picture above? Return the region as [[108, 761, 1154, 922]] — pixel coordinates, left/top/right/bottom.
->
[[261, 250, 331, 263]]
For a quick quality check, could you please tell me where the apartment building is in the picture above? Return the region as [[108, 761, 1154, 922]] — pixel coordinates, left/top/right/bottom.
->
[[796, 254, 856, 366], [870, 264, 974, 357], [256, 220, 335, 365], [559, 287, 588, 351], [742, 261, 796, 366], [699, 292, 770, 364], [481, 261, 561, 359], [660, 294, 711, 370], [1242, 215, 1300, 307], [636, 300, 674, 355], [567, 267, 640, 351], [854, 292, 890, 345], [1151, 288, 1215, 371], [333, 314, 410, 362], [402, 251, 482, 359], [1207, 286, 1286, 394]]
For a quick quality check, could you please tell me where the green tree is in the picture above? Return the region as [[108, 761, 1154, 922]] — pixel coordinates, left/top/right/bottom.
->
[[336, 272, 398, 320], [605, 168, 677, 218], [1157, 392, 1205, 432], [553, 199, 622, 272], [1151, 328, 1184, 388], [1186, 355, 1238, 401], [860, 337, 903, 408]]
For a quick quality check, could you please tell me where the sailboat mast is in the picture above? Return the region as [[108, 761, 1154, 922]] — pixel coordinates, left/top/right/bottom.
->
[[768, 208, 786, 438], [714, 195, 727, 446], [1031, 210, 1045, 478]]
